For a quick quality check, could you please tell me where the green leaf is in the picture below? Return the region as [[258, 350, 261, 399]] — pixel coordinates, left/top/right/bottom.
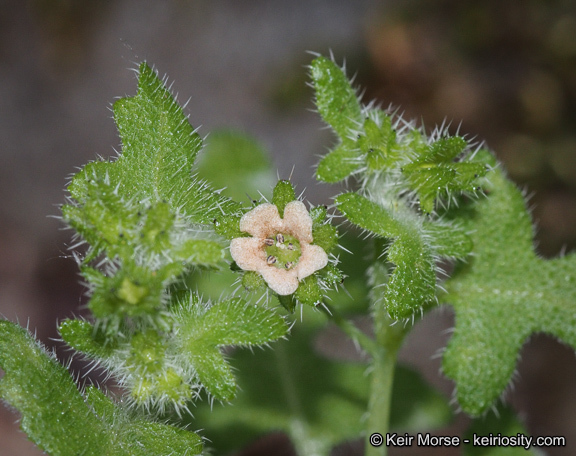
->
[[310, 56, 362, 139], [402, 137, 488, 213], [336, 192, 472, 318], [442, 153, 576, 415], [58, 319, 117, 358], [357, 114, 401, 172], [191, 308, 451, 456], [310, 57, 364, 183], [0, 320, 202, 456], [84, 387, 203, 456], [316, 142, 362, 182], [60, 295, 288, 408], [68, 62, 241, 224], [173, 296, 288, 401]]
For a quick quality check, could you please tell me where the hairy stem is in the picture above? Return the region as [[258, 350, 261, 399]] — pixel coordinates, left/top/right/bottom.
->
[[364, 258, 408, 456], [364, 311, 405, 456]]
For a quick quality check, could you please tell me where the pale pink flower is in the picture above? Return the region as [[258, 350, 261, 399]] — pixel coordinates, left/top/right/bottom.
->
[[230, 201, 328, 295]]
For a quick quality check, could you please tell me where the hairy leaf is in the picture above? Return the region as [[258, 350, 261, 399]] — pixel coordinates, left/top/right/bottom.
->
[[310, 56, 362, 139], [68, 62, 241, 225], [402, 136, 488, 213], [443, 154, 576, 415], [310, 57, 364, 183], [336, 192, 472, 318], [173, 296, 289, 401], [0, 321, 202, 456], [191, 308, 451, 456]]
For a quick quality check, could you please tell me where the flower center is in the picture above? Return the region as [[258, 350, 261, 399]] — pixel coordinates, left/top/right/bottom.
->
[[264, 233, 301, 270]]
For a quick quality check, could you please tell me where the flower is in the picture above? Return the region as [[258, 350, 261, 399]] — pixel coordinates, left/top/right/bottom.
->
[[230, 201, 328, 295]]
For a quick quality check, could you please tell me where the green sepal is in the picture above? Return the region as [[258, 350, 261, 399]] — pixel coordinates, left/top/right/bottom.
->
[[272, 180, 296, 218], [62, 177, 140, 260], [81, 263, 166, 318], [294, 275, 323, 306], [278, 294, 297, 313], [213, 214, 244, 239], [309, 205, 328, 224], [241, 270, 266, 292], [312, 223, 338, 254], [318, 263, 345, 287], [127, 330, 166, 375]]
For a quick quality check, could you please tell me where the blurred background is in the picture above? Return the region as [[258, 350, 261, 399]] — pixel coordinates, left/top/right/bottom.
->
[[1, 0, 576, 455]]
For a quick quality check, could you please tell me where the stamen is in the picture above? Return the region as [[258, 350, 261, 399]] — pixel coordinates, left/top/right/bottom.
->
[[266, 255, 277, 265], [285, 261, 294, 269], [264, 238, 274, 246], [287, 242, 293, 250], [276, 233, 284, 244]]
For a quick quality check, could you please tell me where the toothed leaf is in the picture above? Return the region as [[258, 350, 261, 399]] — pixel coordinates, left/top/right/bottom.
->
[[193, 309, 451, 456], [336, 192, 472, 318], [311, 57, 364, 183], [0, 321, 202, 456], [68, 63, 240, 224], [173, 296, 288, 401], [443, 153, 576, 416], [402, 137, 488, 213]]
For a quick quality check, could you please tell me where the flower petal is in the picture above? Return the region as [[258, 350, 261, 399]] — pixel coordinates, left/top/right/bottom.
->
[[230, 237, 266, 271], [296, 243, 328, 280], [239, 203, 282, 238], [282, 201, 313, 243], [260, 267, 300, 295]]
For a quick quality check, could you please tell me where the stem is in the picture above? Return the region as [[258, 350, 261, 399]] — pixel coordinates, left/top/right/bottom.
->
[[319, 299, 406, 456], [364, 312, 404, 456], [364, 259, 408, 456]]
